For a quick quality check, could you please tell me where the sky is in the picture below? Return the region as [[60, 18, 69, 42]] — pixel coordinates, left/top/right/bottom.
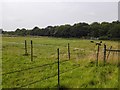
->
[[0, 0, 119, 31], [118, 1, 120, 21]]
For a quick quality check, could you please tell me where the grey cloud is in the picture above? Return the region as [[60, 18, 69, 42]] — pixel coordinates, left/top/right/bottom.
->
[[2, 2, 118, 31]]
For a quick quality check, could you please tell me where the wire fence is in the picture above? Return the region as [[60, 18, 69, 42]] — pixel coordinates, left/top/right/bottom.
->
[[2, 40, 119, 88]]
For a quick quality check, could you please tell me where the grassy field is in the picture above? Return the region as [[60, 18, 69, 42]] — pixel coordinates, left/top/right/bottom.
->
[[2, 36, 119, 88]]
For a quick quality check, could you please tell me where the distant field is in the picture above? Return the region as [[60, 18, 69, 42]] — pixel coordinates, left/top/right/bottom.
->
[[2, 36, 119, 88]]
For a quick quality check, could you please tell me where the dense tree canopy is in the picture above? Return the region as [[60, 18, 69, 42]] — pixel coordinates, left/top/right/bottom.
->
[[2, 21, 120, 40]]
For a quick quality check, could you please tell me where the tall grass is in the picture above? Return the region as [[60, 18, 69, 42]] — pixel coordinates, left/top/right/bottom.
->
[[2, 36, 119, 88]]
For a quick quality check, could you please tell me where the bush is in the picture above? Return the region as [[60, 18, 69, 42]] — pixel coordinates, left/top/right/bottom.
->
[[99, 36, 110, 40]]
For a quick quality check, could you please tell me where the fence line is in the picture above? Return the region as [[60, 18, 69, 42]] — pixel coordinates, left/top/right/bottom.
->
[[2, 60, 69, 76], [103, 44, 120, 65], [106, 46, 112, 60], [23, 40, 119, 66], [3, 39, 120, 88], [19, 64, 80, 88], [106, 49, 120, 52]]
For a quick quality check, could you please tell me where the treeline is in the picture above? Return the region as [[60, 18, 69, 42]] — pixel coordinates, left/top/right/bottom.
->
[[2, 21, 120, 40]]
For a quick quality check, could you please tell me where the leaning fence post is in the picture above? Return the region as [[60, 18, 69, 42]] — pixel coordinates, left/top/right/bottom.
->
[[96, 45, 100, 66], [68, 43, 70, 60], [31, 40, 33, 61], [24, 40, 28, 55], [57, 48, 60, 89], [106, 46, 112, 60], [103, 44, 106, 66]]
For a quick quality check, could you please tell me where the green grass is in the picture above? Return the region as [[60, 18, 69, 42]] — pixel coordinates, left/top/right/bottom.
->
[[2, 36, 119, 88]]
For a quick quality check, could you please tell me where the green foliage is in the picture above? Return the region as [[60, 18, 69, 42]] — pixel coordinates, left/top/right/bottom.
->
[[99, 36, 109, 40], [3, 21, 120, 39], [2, 37, 118, 88]]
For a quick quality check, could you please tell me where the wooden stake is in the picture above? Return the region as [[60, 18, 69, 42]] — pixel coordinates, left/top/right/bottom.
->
[[96, 45, 100, 66], [68, 43, 70, 60], [106, 46, 112, 60], [57, 48, 60, 89], [24, 40, 28, 55], [31, 40, 33, 61], [103, 44, 106, 66]]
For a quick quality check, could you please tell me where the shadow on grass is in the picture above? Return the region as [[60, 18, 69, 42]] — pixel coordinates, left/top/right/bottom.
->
[[2, 60, 69, 75], [18, 65, 80, 88]]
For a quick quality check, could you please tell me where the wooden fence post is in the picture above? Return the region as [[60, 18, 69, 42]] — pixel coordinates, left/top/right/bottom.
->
[[68, 43, 70, 60], [57, 48, 60, 89], [31, 40, 33, 61], [106, 46, 112, 60], [96, 45, 100, 66], [112, 52, 115, 61], [118, 49, 120, 67], [24, 40, 28, 55], [103, 44, 106, 66]]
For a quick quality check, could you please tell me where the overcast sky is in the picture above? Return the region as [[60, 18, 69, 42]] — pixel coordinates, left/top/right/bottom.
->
[[0, 0, 119, 31]]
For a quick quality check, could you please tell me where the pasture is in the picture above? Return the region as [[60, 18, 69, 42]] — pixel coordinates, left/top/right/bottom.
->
[[2, 36, 119, 88]]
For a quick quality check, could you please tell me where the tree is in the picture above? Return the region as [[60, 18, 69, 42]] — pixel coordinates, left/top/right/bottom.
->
[[2, 20, 120, 40], [90, 22, 101, 38]]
